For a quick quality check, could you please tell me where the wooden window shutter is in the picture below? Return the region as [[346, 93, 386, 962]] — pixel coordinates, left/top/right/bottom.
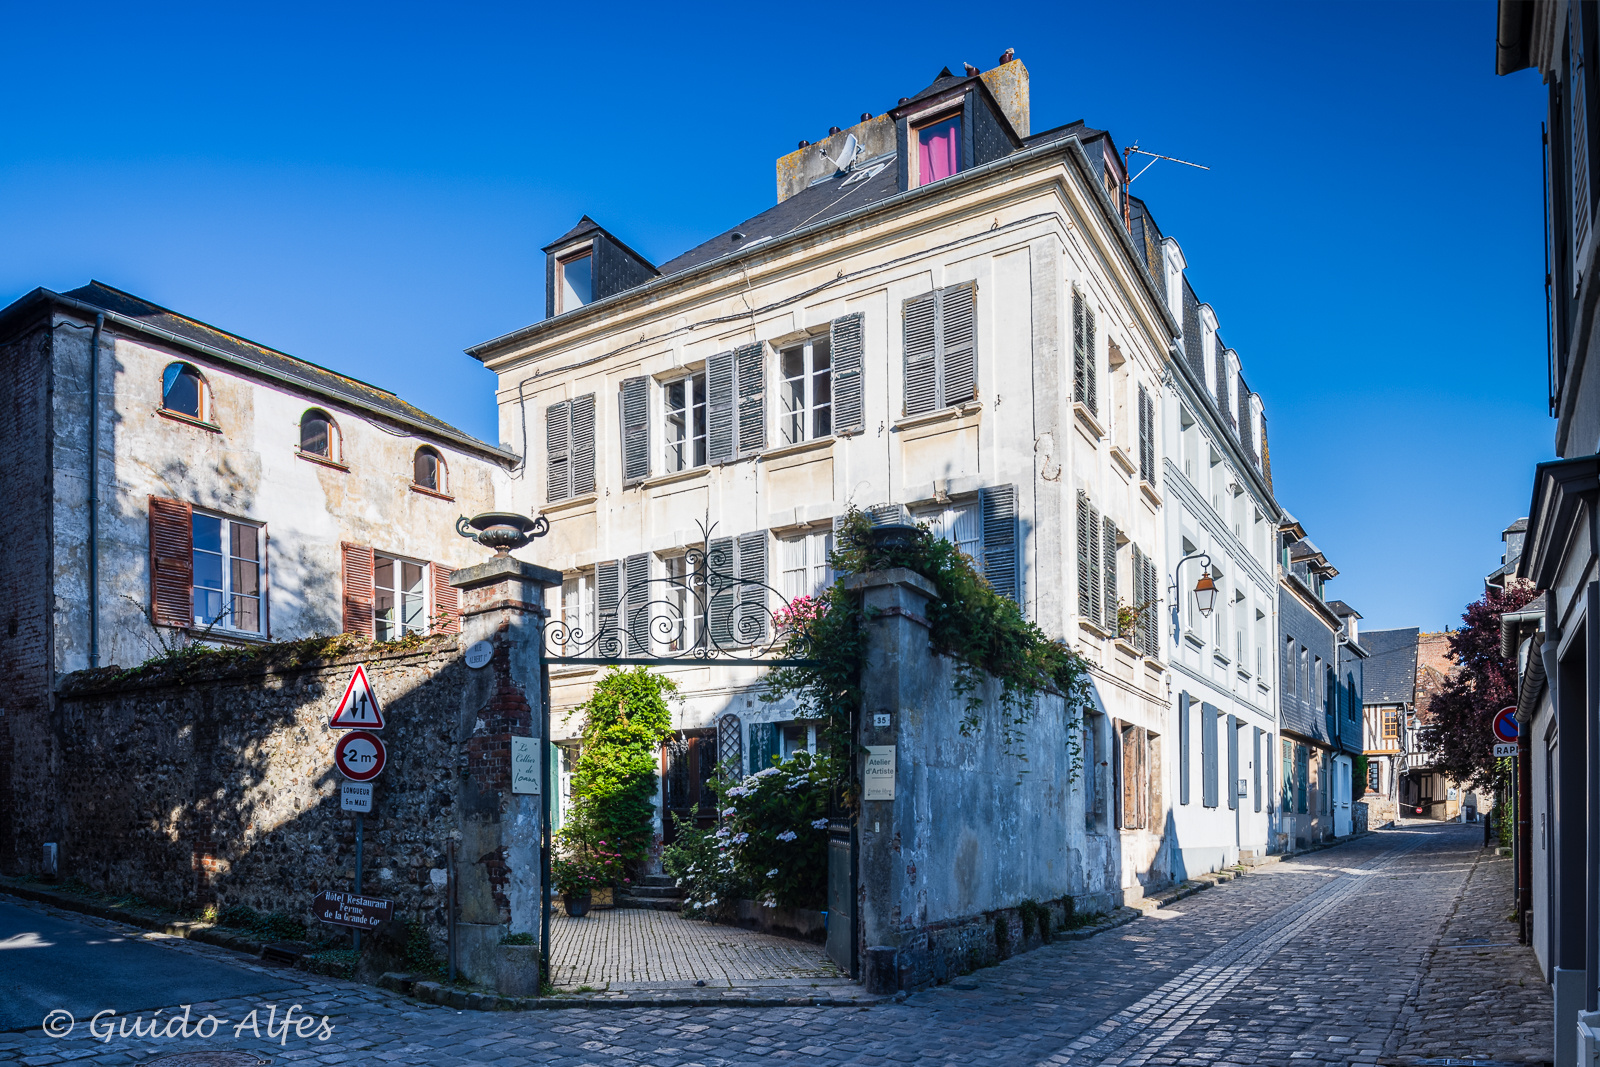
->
[[939, 282, 977, 406], [1142, 553, 1159, 657], [1226, 713, 1240, 811], [979, 484, 1018, 603], [1072, 289, 1087, 405], [596, 560, 620, 651], [1084, 305, 1098, 416], [737, 529, 768, 644], [1087, 504, 1103, 627], [546, 399, 572, 502], [341, 542, 375, 637], [1136, 383, 1152, 484], [1201, 702, 1218, 808], [1076, 492, 1092, 623], [148, 496, 194, 628], [707, 536, 736, 647], [1252, 726, 1264, 813], [624, 552, 650, 655], [619, 376, 650, 485], [706, 350, 736, 464], [902, 292, 937, 416], [867, 503, 908, 526], [571, 393, 596, 495], [735, 341, 766, 457], [1102, 516, 1118, 630], [1575, 3, 1592, 260], [1178, 691, 1191, 805], [431, 563, 459, 635], [830, 313, 866, 435]]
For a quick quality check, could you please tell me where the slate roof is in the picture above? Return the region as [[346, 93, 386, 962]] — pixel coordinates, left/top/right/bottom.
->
[[1361, 627, 1420, 704], [6, 281, 513, 462]]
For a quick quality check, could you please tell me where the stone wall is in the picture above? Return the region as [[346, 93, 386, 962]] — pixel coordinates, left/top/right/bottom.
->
[[37, 636, 484, 956]]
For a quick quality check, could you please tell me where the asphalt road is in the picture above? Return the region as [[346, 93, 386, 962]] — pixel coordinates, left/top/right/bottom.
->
[[0, 899, 296, 1033]]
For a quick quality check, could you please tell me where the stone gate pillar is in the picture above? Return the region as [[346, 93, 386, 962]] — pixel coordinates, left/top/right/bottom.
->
[[448, 555, 560, 993]]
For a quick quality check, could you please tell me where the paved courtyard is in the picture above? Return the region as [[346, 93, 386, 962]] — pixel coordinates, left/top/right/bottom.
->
[[549, 908, 842, 989], [0, 822, 1552, 1066]]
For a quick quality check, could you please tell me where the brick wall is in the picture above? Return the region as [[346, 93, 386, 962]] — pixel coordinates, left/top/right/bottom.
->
[[42, 636, 490, 950], [0, 317, 55, 872]]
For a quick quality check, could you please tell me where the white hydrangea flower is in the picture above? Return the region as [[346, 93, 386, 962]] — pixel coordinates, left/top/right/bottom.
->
[[776, 830, 797, 842], [766, 868, 779, 878], [811, 818, 830, 829], [732, 832, 749, 844]]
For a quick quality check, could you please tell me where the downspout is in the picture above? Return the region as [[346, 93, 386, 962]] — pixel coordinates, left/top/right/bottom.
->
[[88, 313, 103, 669]]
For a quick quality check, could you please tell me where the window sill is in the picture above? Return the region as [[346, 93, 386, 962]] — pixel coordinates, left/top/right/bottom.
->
[[1113, 637, 1142, 660], [410, 484, 455, 502], [892, 401, 982, 432], [1109, 444, 1137, 477], [1183, 630, 1205, 650], [641, 467, 709, 490], [1072, 402, 1105, 441], [297, 449, 348, 472], [192, 627, 272, 647], [761, 436, 834, 462], [1078, 618, 1111, 639], [157, 408, 222, 433], [544, 492, 599, 514], [1139, 481, 1162, 508]]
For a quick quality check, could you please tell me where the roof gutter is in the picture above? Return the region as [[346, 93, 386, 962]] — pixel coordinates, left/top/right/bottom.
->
[[468, 134, 1180, 362], [5, 289, 517, 466]]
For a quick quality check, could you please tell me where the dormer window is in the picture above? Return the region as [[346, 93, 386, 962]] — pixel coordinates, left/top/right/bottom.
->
[[912, 113, 962, 187], [557, 250, 593, 312]]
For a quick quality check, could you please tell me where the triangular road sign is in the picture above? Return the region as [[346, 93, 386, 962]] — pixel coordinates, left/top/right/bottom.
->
[[330, 664, 385, 729]]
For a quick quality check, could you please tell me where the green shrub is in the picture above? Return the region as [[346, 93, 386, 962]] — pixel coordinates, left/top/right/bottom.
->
[[720, 752, 831, 909], [404, 919, 443, 977], [662, 815, 747, 919], [562, 667, 677, 869], [501, 931, 535, 945]]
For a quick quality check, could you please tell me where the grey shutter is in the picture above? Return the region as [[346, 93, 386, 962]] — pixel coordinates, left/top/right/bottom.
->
[[1136, 383, 1152, 484], [1143, 554, 1159, 656], [596, 560, 620, 655], [707, 350, 736, 464], [737, 529, 768, 644], [1266, 732, 1276, 813], [1084, 305, 1098, 416], [1252, 727, 1264, 813], [1072, 289, 1087, 405], [1178, 691, 1191, 805], [1130, 544, 1145, 646], [830, 313, 865, 435], [619, 375, 650, 485], [735, 341, 766, 457], [1087, 504, 1103, 627], [1102, 516, 1118, 631], [867, 503, 908, 526], [1226, 714, 1240, 811], [1575, 3, 1592, 256], [546, 400, 571, 502], [571, 393, 596, 495], [939, 282, 977, 406], [903, 292, 937, 416], [707, 536, 736, 647], [1215, 344, 1230, 425], [1201, 702, 1218, 808], [748, 722, 779, 775], [1076, 493, 1092, 622], [624, 552, 650, 655], [979, 484, 1018, 603]]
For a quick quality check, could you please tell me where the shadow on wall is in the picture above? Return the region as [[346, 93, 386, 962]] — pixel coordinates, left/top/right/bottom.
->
[[32, 638, 480, 957]]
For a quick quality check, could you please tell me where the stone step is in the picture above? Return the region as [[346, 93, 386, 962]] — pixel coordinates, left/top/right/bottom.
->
[[616, 893, 682, 912], [638, 874, 677, 887], [626, 885, 684, 899]]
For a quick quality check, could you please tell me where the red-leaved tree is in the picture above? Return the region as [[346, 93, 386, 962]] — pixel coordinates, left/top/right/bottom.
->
[[1421, 584, 1537, 790]]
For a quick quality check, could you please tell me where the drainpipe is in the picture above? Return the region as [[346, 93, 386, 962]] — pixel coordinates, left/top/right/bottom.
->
[[88, 313, 103, 669]]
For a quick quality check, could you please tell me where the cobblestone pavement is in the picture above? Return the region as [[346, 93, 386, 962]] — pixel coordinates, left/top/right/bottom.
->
[[549, 909, 841, 988], [0, 822, 1551, 1066]]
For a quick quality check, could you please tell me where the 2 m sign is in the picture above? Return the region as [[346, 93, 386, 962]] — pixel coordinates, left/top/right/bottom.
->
[[335, 730, 387, 782]]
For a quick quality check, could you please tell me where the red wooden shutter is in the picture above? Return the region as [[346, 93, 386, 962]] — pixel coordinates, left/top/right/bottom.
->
[[342, 542, 375, 637], [432, 562, 459, 635], [148, 496, 193, 628]]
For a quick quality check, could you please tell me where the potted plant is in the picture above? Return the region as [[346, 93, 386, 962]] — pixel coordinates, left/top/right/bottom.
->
[[552, 850, 598, 917], [552, 834, 625, 916]]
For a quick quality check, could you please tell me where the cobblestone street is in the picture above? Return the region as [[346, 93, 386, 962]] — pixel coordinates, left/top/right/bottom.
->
[[548, 909, 841, 989], [1, 823, 1550, 1066]]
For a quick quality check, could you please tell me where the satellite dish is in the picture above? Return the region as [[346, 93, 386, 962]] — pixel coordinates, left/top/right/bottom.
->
[[823, 133, 859, 173]]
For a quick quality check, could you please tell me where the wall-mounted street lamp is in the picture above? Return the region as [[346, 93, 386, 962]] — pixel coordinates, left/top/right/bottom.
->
[[1170, 552, 1216, 642]]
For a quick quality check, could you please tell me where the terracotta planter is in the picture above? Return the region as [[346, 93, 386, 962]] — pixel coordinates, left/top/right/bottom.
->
[[562, 890, 593, 917]]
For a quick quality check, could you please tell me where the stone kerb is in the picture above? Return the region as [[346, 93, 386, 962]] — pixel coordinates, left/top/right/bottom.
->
[[846, 567, 1081, 993], [448, 556, 560, 990]]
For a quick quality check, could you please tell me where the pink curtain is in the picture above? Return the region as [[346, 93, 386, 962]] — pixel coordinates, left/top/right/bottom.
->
[[918, 118, 961, 184]]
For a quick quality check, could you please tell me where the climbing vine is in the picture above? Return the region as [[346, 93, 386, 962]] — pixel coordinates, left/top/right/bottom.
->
[[765, 508, 1093, 788]]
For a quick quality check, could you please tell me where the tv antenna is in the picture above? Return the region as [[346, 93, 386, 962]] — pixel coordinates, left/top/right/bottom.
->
[[1123, 142, 1210, 184], [822, 132, 861, 172]]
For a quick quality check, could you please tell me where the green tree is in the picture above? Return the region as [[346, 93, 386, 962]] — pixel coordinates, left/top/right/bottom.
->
[[563, 667, 677, 869]]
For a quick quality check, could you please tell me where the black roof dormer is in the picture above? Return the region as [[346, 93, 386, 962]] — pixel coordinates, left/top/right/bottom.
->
[[889, 67, 1023, 193], [542, 216, 660, 319]]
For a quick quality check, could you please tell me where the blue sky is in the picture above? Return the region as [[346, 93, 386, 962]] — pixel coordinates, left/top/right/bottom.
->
[[0, 1, 1549, 633]]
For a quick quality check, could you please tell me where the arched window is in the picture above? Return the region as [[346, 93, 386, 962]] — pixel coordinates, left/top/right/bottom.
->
[[161, 362, 207, 420], [300, 409, 337, 459], [413, 447, 445, 492]]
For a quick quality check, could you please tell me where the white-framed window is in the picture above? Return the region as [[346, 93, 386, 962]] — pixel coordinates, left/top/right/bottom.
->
[[561, 571, 596, 651], [191, 511, 263, 633], [910, 110, 963, 188], [779, 337, 832, 444], [779, 529, 834, 601], [1255, 609, 1267, 681], [1285, 636, 1298, 696], [557, 250, 592, 313], [663, 372, 707, 472], [374, 554, 427, 640], [915, 499, 981, 561], [662, 552, 702, 651]]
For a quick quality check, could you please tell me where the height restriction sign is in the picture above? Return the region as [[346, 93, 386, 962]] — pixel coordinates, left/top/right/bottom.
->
[[335, 730, 387, 782], [330, 664, 385, 730]]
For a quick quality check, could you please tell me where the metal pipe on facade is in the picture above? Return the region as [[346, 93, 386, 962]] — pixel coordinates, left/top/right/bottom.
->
[[88, 313, 103, 669]]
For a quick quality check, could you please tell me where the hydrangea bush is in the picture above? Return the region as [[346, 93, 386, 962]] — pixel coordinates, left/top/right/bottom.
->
[[663, 750, 831, 915]]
